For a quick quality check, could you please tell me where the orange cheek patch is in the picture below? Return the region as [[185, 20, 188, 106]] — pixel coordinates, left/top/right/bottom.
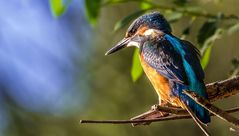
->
[[135, 26, 148, 35]]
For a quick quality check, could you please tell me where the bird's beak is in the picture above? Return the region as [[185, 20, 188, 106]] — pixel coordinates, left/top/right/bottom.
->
[[105, 38, 130, 55], [105, 36, 142, 55]]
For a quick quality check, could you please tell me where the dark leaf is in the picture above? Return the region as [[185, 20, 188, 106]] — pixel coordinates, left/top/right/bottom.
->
[[182, 26, 191, 35], [85, 0, 102, 26], [197, 20, 218, 46], [131, 49, 143, 82], [173, 0, 189, 6], [114, 10, 146, 31]]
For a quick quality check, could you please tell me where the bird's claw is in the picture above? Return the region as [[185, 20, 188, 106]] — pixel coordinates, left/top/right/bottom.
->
[[151, 104, 160, 110]]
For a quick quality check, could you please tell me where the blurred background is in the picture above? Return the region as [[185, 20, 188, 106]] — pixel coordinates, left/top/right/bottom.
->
[[0, 0, 238, 136]]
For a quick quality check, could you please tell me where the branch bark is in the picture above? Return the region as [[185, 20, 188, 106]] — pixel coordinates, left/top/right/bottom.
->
[[207, 76, 239, 102]]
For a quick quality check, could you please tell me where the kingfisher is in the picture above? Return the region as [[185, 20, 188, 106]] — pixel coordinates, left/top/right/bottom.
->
[[105, 12, 210, 135]]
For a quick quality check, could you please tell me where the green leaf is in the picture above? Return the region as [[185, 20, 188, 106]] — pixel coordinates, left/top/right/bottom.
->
[[197, 20, 218, 46], [182, 25, 191, 36], [228, 23, 239, 35], [200, 29, 223, 69], [131, 49, 143, 82], [139, 0, 152, 10], [85, 0, 102, 26], [200, 46, 212, 69], [114, 10, 146, 31], [50, 0, 71, 18]]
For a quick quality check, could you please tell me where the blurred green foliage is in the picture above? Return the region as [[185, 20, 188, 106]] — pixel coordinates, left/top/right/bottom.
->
[[49, 0, 71, 17]]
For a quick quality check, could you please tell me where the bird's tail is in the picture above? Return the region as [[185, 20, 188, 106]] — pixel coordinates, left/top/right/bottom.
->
[[182, 102, 211, 136], [184, 82, 210, 124], [186, 96, 211, 124], [171, 82, 211, 124]]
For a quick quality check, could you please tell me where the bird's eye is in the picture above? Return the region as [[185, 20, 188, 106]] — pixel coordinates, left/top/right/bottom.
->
[[125, 30, 136, 38]]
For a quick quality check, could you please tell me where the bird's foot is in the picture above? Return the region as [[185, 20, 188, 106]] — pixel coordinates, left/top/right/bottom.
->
[[151, 104, 160, 111]]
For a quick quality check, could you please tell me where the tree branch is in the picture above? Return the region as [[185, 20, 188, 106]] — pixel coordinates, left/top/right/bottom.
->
[[79, 76, 239, 125], [80, 107, 239, 124], [207, 76, 239, 102]]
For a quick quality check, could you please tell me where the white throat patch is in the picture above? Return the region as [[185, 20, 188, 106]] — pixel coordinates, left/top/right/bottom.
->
[[127, 41, 140, 48]]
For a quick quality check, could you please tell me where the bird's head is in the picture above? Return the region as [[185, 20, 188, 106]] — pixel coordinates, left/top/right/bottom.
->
[[105, 11, 171, 55]]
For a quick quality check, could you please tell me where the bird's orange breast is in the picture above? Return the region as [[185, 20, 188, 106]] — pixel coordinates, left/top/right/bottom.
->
[[139, 54, 183, 107]]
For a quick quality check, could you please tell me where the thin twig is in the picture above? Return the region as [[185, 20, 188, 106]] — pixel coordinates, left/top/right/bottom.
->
[[130, 104, 185, 126], [79, 106, 239, 124], [80, 115, 189, 124]]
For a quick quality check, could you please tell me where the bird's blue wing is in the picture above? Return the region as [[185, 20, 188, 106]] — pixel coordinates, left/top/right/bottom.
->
[[181, 40, 205, 80], [141, 38, 188, 85]]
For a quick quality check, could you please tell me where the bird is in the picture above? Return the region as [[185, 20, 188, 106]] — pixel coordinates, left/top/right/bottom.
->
[[105, 11, 210, 135]]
